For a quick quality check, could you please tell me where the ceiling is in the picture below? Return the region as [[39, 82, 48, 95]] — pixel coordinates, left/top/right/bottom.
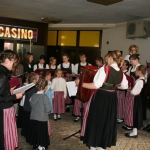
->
[[0, 0, 150, 25]]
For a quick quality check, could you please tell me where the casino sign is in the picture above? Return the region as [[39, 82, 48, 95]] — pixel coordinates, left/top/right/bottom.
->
[[0, 24, 38, 42]]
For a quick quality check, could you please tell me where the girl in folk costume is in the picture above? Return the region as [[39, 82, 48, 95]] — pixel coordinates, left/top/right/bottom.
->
[[124, 65, 146, 138], [95, 57, 104, 68], [33, 55, 49, 71], [22, 52, 34, 73], [51, 69, 67, 120], [75, 52, 128, 150], [117, 60, 130, 124], [0, 50, 24, 150], [21, 73, 39, 138], [49, 57, 57, 70], [124, 45, 139, 62], [73, 53, 92, 122], [127, 54, 147, 120], [57, 53, 75, 112], [42, 71, 53, 113], [27, 78, 51, 150]]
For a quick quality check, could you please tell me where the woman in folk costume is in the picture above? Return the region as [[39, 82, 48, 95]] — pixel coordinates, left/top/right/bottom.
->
[[57, 53, 75, 112], [0, 50, 24, 150], [73, 53, 92, 122], [75, 52, 128, 150], [124, 65, 146, 138], [51, 69, 67, 120], [117, 59, 130, 124], [124, 45, 139, 62]]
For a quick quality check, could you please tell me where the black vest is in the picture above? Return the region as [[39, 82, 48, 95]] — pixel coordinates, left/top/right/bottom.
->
[[61, 63, 72, 74], [78, 62, 89, 74], [36, 63, 47, 69]]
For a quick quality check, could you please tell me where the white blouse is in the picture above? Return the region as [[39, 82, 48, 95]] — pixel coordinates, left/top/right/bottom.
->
[[130, 77, 144, 95], [33, 63, 49, 71], [57, 62, 75, 74], [74, 62, 92, 74], [51, 77, 67, 98], [93, 63, 128, 89], [126, 63, 141, 75], [50, 65, 56, 69]]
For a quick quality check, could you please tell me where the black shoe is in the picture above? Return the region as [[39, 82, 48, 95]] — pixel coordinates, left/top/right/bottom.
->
[[122, 126, 132, 130], [54, 119, 57, 121], [125, 133, 137, 138], [58, 117, 61, 120], [147, 128, 150, 133], [66, 107, 70, 112], [143, 124, 150, 131], [33, 145, 38, 149]]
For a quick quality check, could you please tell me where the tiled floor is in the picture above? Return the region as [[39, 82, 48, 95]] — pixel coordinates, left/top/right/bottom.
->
[[17, 107, 150, 150]]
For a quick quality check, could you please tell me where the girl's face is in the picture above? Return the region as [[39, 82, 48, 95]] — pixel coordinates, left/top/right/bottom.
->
[[39, 59, 45, 64], [107, 56, 114, 65], [62, 56, 69, 63], [130, 59, 139, 66], [50, 59, 56, 65], [56, 71, 62, 78], [29, 55, 33, 63], [121, 62, 128, 71], [46, 74, 51, 81], [96, 60, 103, 67], [80, 55, 86, 63], [130, 47, 137, 54]]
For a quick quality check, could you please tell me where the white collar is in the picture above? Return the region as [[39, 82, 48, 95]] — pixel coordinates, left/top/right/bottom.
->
[[110, 63, 118, 67], [37, 91, 44, 94]]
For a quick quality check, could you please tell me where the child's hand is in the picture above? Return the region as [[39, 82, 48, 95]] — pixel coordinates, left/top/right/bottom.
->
[[10, 86, 16, 95], [16, 92, 24, 99], [75, 78, 80, 86]]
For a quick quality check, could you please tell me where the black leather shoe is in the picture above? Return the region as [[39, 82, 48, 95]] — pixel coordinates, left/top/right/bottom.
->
[[122, 126, 132, 130], [58, 117, 61, 120], [125, 133, 137, 138], [66, 107, 70, 112], [54, 119, 57, 121], [143, 124, 150, 131]]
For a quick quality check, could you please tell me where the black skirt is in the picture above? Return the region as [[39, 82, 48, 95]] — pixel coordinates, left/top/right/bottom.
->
[[81, 89, 117, 149], [26, 120, 50, 147], [133, 95, 143, 129], [17, 106, 24, 128], [21, 110, 31, 137]]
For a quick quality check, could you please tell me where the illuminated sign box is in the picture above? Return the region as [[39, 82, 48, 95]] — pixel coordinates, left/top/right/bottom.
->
[[0, 24, 38, 42]]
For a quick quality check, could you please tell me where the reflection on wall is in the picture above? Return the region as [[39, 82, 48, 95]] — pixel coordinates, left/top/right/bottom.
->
[[4, 43, 13, 50], [17, 44, 44, 63]]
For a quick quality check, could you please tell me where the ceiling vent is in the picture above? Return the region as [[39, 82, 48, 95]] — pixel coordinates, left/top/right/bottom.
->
[[87, 0, 123, 6], [41, 17, 62, 24], [126, 20, 148, 38]]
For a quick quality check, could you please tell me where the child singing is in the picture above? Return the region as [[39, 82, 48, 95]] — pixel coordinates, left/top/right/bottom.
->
[[51, 69, 67, 120], [27, 78, 51, 150], [124, 65, 146, 137]]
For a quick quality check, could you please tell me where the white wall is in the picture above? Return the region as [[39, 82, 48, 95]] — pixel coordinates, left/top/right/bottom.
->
[[101, 26, 150, 65]]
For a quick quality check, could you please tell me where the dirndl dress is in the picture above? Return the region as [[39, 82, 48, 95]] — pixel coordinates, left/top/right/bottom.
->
[[116, 90, 126, 119], [124, 91, 143, 128], [53, 91, 65, 114], [81, 89, 117, 149]]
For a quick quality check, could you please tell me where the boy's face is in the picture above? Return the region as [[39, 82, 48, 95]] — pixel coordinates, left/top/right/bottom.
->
[[80, 55, 86, 63]]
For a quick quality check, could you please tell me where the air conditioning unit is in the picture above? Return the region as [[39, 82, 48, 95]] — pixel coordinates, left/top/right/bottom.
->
[[126, 20, 148, 38]]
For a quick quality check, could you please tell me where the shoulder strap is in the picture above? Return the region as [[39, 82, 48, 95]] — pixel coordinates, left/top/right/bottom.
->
[[36, 63, 39, 69]]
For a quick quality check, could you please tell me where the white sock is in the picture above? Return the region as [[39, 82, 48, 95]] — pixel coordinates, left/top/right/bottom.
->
[[90, 147, 96, 150], [117, 119, 123, 122], [97, 147, 104, 150], [124, 125, 132, 129], [75, 117, 80, 120], [130, 128, 137, 136], [54, 114, 57, 119], [58, 114, 61, 118], [66, 105, 69, 108]]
